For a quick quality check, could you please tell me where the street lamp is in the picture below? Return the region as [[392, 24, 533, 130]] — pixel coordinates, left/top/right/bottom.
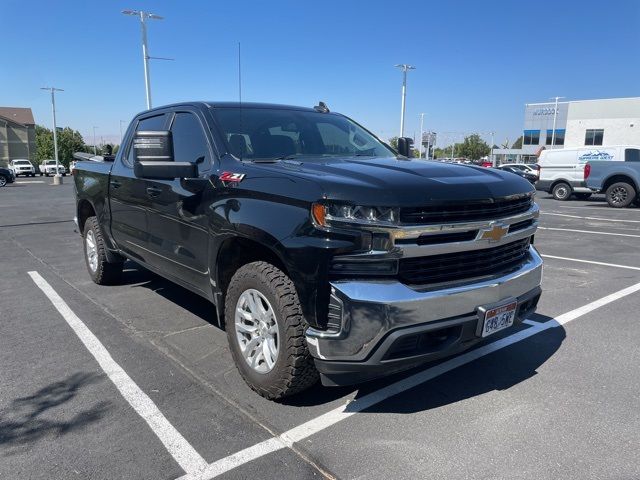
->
[[395, 64, 415, 138], [122, 10, 172, 110], [550, 96, 565, 148], [40, 87, 64, 185], [92, 126, 99, 155], [490, 131, 495, 166]]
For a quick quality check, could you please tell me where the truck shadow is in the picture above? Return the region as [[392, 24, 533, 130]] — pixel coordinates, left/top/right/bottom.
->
[[283, 315, 565, 412], [0, 372, 111, 454]]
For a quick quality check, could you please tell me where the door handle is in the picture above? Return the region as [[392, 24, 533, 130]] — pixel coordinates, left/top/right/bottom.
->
[[110, 180, 121, 189], [146, 186, 162, 197]]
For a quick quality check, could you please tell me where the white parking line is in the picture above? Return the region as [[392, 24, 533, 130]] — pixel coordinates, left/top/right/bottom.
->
[[547, 204, 640, 214], [179, 280, 640, 480], [538, 227, 640, 238], [541, 254, 640, 271], [542, 212, 640, 223], [15, 180, 45, 184], [28, 271, 208, 476]]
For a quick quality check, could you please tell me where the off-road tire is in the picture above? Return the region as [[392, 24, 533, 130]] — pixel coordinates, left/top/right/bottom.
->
[[83, 216, 124, 285], [552, 182, 572, 201], [606, 182, 636, 208], [225, 261, 319, 399], [574, 193, 592, 201]]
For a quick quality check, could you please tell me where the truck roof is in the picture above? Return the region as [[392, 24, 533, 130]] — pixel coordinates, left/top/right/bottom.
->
[[141, 101, 320, 116]]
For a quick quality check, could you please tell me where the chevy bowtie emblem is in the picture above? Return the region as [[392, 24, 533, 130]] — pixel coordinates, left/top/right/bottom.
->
[[478, 222, 509, 242]]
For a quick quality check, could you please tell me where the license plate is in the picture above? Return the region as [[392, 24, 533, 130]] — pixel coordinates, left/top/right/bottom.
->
[[479, 300, 517, 338]]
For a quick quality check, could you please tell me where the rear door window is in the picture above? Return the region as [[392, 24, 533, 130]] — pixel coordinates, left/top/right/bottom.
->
[[125, 114, 167, 166], [625, 148, 640, 162]]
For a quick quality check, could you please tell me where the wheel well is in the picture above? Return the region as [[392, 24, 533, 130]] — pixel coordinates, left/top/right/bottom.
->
[[77, 200, 96, 234], [550, 179, 571, 192], [216, 237, 288, 298], [602, 175, 637, 192]]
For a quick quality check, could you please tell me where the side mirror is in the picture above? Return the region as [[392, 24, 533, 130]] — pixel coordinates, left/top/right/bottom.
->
[[397, 137, 414, 157], [132, 130, 197, 180]]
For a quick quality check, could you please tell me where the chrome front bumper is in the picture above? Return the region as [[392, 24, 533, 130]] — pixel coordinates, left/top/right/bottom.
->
[[306, 246, 543, 363]]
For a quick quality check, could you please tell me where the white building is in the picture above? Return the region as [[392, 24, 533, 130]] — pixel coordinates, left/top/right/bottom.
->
[[493, 96, 640, 163]]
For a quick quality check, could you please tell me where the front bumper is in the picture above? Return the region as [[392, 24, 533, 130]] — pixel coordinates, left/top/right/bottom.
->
[[306, 246, 543, 386]]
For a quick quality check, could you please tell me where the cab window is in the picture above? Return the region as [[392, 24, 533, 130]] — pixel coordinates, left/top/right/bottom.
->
[[170, 112, 211, 172]]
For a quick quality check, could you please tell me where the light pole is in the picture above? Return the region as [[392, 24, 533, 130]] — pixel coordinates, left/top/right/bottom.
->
[[92, 126, 99, 155], [490, 131, 495, 166], [123, 10, 170, 110], [395, 64, 415, 138], [550, 96, 565, 148], [419, 113, 425, 158], [40, 87, 64, 185]]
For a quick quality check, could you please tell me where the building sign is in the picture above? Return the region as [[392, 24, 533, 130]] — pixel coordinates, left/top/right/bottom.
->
[[578, 150, 614, 163], [421, 131, 436, 145], [533, 108, 558, 116]]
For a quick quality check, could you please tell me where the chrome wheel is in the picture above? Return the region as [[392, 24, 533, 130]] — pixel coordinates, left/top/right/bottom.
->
[[85, 230, 98, 273], [610, 186, 628, 205], [234, 289, 279, 374]]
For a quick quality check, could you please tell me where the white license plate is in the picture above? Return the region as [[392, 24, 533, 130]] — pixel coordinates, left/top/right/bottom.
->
[[480, 300, 517, 337]]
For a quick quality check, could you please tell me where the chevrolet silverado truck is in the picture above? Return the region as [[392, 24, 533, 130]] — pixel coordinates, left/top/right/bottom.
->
[[585, 147, 640, 207], [73, 101, 542, 399]]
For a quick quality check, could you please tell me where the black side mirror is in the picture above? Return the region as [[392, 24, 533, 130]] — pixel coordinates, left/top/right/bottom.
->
[[133, 130, 197, 180], [397, 137, 413, 157]]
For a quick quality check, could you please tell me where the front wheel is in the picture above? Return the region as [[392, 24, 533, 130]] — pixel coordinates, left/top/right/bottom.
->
[[606, 182, 636, 208], [0, 176, 7, 187], [83, 216, 124, 284], [552, 182, 572, 201], [225, 261, 318, 399]]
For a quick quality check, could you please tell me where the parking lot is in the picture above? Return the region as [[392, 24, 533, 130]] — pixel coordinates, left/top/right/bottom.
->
[[2, 178, 640, 480]]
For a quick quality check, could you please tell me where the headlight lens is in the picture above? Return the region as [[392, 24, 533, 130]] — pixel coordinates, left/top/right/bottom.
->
[[312, 203, 400, 227]]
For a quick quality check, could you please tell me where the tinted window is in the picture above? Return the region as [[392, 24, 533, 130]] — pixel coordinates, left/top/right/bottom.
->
[[126, 114, 166, 166], [625, 148, 640, 162], [171, 112, 210, 169], [585, 129, 604, 146], [545, 129, 565, 146], [523, 130, 540, 145]]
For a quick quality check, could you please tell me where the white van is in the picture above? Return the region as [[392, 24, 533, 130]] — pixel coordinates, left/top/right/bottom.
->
[[537, 145, 633, 200]]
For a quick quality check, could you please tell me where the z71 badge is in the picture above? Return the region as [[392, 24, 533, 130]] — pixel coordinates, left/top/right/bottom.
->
[[219, 172, 246, 183]]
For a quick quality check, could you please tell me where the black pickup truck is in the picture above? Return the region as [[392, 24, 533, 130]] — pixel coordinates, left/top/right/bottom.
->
[[73, 101, 542, 399]]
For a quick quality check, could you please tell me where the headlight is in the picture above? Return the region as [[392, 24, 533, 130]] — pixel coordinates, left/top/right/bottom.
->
[[312, 203, 400, 227]]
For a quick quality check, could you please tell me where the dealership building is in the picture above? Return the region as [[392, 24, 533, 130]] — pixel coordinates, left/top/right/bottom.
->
[[493, 96, 640, 163]]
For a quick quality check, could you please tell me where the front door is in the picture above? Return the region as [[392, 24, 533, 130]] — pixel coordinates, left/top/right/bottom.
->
[[144, 110, 214, 294]]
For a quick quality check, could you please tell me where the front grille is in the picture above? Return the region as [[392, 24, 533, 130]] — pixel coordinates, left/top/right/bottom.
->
[[398, 238, 531, 285], [400, 196, 533, 224]]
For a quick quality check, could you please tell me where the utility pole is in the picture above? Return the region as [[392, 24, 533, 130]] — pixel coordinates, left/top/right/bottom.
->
[[550, 96, 565, 148], [419, 113, 425, 158], [394, 64, 415, 137], [123, 10, 171, 109], [40, 87, 64, 185], [92, 126, 98, 155], [490, 131, 495, 166]]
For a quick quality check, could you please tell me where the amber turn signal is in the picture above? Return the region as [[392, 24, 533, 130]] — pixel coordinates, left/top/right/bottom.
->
[[311, 203, 327, 226]]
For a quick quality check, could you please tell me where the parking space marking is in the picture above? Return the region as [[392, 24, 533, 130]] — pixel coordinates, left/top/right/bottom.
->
[[542, 212, 640, 223], [541, 254, 640, 271], [15, 180, 45, 184], [28, 271, 209, 476], [182, 280, 640, 480], [538, 227, 640, 238], [545, 204, 640, 214]]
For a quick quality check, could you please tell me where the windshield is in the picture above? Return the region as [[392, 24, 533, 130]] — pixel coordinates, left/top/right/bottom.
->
[[15, 160, 30, 165], [211, 107, 395, 161]]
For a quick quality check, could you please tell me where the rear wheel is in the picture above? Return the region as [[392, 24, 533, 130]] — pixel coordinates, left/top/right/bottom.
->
[[225, 261, 318, 399], [606, 182, 636, 208], [574, 193, 592, 201], [83, 216, 124, 284], [552, 182, 572, 201]]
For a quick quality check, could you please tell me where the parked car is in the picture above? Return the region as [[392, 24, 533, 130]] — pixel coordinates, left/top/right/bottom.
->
[[536, 146, 634, 200], [39, 159, 67, 176], [74, 101, 542, 399], [496, 165, 538, 184], [8, 159, 36, 177], [501, 163, 539, 178], [585, 147, 640, 207], [0, 166, 16, 187]]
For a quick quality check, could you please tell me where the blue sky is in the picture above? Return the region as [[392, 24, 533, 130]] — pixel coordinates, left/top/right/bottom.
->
[[2, 0, 639, 147]]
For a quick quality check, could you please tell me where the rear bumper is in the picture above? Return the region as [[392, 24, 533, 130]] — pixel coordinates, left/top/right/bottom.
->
[[306, 246, 543, 386]]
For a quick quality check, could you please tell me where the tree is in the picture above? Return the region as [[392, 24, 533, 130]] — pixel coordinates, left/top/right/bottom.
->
[[511, 136, 523, 149], [35, 125, 87, 167], [388, 137, 398, 150], [457, 134, 490, 160]]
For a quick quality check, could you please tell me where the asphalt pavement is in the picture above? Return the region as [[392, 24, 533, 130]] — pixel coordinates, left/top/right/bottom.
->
[[1, 177, 639, 479]]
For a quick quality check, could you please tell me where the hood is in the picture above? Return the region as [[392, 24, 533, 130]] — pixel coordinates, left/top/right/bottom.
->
[[242, 156, 534, 206]]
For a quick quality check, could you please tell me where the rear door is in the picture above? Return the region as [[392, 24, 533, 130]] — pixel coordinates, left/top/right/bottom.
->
[[109, 113, 168, 263], [143, 109, 215, 293]]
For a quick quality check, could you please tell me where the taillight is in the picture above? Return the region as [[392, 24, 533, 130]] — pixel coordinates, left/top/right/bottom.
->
[[584, 163, 591, 180]]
